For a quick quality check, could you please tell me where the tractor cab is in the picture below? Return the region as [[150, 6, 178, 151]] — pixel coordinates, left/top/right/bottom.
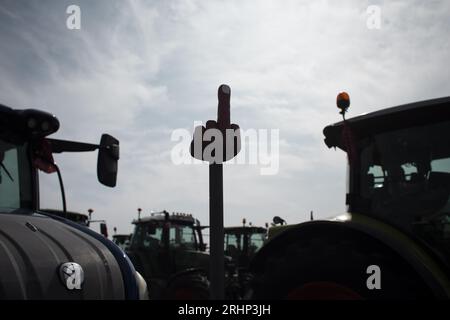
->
[[0, 104, 148, 300], [247, 95, 450, 300], [0, 105, 119, 215], [129, 211, 206, 252], [127, 211, 209, 278], [126, 211, 211, 299], [224, 224, 267, 270], [324, 96, 450, 267]]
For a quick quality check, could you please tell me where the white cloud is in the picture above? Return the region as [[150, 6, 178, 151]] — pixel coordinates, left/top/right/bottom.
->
[[0, 0, 449, 234]]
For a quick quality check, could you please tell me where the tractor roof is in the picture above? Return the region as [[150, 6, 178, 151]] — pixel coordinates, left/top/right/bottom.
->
[[132, 211, 197, 225], [112, 234, 131, 239], [323, 96, 450, 151], [0, 104, 60, 143], [224, 226, 267, 234]]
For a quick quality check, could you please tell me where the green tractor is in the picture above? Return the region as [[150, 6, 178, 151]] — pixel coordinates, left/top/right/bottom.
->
[[248, 95, 450, 299], [126, 210, 212, 299], [113, 233, 132, 251], [224, 222, 267, 298], [224, 222, 267, 270]]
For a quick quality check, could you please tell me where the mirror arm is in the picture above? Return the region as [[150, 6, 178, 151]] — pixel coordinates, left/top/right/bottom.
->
[[46, 138, 99, 153], [46, 138, 118, 155]]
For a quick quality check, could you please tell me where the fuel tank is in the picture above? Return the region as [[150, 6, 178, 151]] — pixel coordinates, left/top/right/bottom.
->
[[0, 212, 126, 299]]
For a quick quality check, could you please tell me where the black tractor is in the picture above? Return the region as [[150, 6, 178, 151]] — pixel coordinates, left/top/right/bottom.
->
[[0, 104, 147, 299]]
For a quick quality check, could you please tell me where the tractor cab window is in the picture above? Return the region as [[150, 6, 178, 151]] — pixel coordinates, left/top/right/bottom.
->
[[355, 120, 450, 258], [224, 232, 247, 262], [130, 223, 163, 249], [367, 165, 385, 188], [169, 224, 197, 250], [362, 163, 420, 197], [249, 233, 265, 253], [0, 140, 32, 212], [225, 233, 243, 251], [144, 225, 163, 248]]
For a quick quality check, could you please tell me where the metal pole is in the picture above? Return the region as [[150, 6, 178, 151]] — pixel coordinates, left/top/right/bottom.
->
[[209, 163, 224, 300], [208, 84, 231, 300], [190, 84, 239, 300]]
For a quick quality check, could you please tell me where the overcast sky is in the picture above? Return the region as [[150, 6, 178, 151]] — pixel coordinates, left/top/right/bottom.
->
[[0, 0, 449, 236]]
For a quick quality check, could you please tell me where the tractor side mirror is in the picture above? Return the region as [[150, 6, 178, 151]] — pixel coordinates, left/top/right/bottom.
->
[[98, 134, 119, 187], [100, 222, 108, 238]]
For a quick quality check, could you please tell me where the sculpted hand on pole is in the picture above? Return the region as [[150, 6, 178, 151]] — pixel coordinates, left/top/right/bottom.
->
[[190, 84, 241, 163]]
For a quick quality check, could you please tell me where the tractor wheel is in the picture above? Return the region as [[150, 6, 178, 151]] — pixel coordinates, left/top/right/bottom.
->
[[147, 278, 166, 300], [164, 271, 210, 300], [248, 234, 435, 299]]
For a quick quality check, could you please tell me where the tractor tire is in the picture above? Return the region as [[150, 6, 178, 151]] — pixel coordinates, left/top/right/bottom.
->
[[164, 271, 210, 300], [225, 274, 243, 300], [248, 234, 435, 299], [147, 278, 166, 300]]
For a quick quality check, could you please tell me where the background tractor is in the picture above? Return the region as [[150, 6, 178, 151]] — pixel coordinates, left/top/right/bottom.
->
[[41, 209, 90, 227], [0, 104, 147, 299], [126, 211, 212, 299], [224, 223, 267, 298], [224, 222, 266, 270], [126, 210, 245, 299], [247, 96, 450, 299], [113, 233, 132, 250], [42, 208, 110, 238]]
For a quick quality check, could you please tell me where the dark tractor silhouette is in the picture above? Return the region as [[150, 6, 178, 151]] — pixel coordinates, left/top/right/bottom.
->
[[126, 211, 211, 299], [0, 104, 147, 299], [248, 96, 450, 299], [224, 225, 266, 270]]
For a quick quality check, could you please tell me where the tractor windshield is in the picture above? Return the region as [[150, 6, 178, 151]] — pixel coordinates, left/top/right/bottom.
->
[[169, 224, 197, 250], [130, 221, 199, 250], [249, 232, 265, 252], [355, 120, 450, 258], [130, 223, 163, 249], [224, 228, 266, 268], [0, 139, 33, 212]]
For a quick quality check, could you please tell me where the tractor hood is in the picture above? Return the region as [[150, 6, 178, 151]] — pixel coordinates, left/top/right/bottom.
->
[[174, 249, 211, 274], [174, 249, 234, 277], [0, 212, 126, 299]]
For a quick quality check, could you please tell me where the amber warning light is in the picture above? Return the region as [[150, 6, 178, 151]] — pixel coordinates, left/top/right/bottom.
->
[[336, 92, 350, 119]]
